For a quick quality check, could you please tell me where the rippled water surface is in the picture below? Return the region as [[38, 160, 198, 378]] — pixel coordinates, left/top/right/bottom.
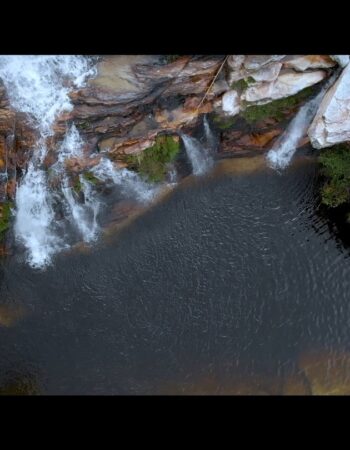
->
[[1, 152, 350, 394]]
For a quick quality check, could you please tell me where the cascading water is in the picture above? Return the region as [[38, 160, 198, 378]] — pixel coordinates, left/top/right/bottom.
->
[[203, 115, 216, 151], [0, 56, 97, 267], [267, 74, 338, 170], [57, 124, 101, 242], [92, 158, 159, 203], [181, 134, 213, 176]]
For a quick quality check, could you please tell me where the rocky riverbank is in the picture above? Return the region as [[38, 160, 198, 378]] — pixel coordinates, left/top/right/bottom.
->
[[0, 54, 350, 255]]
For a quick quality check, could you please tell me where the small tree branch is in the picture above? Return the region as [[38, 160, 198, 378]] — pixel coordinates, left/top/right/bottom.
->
[[196, 55, 228, 112]]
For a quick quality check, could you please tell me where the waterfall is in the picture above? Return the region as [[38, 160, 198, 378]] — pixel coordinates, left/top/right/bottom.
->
[[0, 56, 96, 268], [92, 158, 159, 203], [203, 115, 216, 150], [167, 165, 178, 184], [267, 75, 337, 170], [61, 175, 100, 243], [181, 134, 213, 176]]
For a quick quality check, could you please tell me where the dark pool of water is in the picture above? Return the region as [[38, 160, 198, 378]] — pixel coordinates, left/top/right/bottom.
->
[[1, 152, 350, 394]]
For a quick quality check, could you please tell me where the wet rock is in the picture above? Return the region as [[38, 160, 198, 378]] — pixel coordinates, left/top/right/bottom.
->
[[281, 372, 311, 395], [284, 55, 335, 71], [64, 155, 101, 174], [235, 129, 281, 147], [330, 55, 349, 68], [243, 70, 327, 104], [308, 64, 350, 148]]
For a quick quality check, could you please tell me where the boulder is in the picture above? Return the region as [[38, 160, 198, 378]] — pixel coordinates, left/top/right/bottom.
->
[[308, 64, 350, 148], [222, 90, 240, 115]]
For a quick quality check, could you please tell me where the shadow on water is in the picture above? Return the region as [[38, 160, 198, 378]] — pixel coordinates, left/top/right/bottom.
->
[[1, 149, 350, 394]]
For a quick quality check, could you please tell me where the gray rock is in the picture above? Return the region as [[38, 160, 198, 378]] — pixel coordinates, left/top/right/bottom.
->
[[330, 55, 349, 68], [222, 90, 240, 116], [243, 70, 327, 104], [284, 55, 335, 71], [308, 65, 350, 148], [244, 55, 285, 71]]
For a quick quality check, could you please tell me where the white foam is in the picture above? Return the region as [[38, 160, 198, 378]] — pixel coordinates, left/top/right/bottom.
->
[[0, 56, 96, 268], [181, 134, 213, 175], [92, 158, 159, 203]]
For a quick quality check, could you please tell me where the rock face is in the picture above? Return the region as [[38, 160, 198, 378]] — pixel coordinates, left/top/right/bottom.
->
[[56, 55, 224, 157], [284, 55, 335, 71], [330, 55, 349, 68], [243, 70, 327, 104], [308, 63, 350, 148]]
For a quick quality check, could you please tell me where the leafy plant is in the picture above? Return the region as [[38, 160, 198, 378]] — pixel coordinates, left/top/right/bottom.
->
[[319, 144, 350, 207]]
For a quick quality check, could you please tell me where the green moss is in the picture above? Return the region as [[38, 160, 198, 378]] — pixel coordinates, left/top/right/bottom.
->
[[231, 76, 255, 91], [82, 171, 99, 185], [127, 135, 180, 182], [212, 114, 238, 130], [319, 144, 350, 207], [0, 202, 13, 238], [73, 177, 82, 193], [241, 85, 315, 124]]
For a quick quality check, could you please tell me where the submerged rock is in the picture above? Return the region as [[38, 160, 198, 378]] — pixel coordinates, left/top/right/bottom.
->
[[298, 350, 350, 395], [308, 64, 350, 148]]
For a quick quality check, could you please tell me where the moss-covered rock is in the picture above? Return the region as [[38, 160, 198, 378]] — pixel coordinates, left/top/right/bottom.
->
[[318, 144, 350, 207], [126, 135, 180, 182], [0, 202, 13, 240], [73, 177, 82, 194], [241, 85, 315, 124], [212, 114, 239, 130], [231, 76, 255, 92]]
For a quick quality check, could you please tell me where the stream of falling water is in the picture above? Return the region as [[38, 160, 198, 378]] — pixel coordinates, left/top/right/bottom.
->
[[266, 74, 338, 170], [0, 56, 161, 269], [0, 56, 96, 267]]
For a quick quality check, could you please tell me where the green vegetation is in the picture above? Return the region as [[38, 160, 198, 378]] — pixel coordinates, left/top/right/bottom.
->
[[231, 76, 255, 91], [241, 86, 315, 124], [73, 177, 82, 194], [319, 144, 350, 207], [126, 135, 180, 182], [0, 202, 13, 239], [82, 171, 99, 185], [212, 113, 238, 130]]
